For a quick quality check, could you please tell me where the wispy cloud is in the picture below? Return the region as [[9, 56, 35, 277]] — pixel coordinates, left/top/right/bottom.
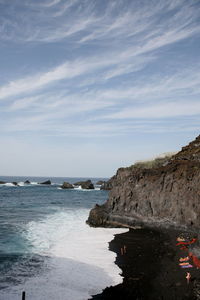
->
[[0, 51, 154, 100], [0, 0, 199, 46], [102, 101, 200, 120], [0, 0, 200, 139]]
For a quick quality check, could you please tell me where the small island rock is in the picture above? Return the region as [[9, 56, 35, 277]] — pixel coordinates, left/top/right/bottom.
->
[[61, 182, 74, 189], [40, 180, 51, 185], [100, 180, 112, 190], [24, 180, 30, 184], [74, 180, 94, 189], [96, 180, 105, 185]]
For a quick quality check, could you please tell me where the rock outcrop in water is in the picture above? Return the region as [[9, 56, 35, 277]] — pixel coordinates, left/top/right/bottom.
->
[[40, 180, 51, 185], [61, 182, 74, 189], [87, 135, 200, 230], [96, 180, 105, 185], [24, 180, 30, 184], [100, 179, 113, 190], [74, 180, 94, 189]]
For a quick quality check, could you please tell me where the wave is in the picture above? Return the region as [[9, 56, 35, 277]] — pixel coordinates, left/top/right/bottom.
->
[[0, 209, 128, 300], [3, 183, 17, 187]]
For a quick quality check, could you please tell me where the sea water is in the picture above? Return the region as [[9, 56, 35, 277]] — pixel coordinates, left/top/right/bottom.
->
[[0, 176, 128, 300]]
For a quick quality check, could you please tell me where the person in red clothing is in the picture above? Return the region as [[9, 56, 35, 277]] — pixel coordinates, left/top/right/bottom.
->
[[189, 252, 200, 269], [176, 237, 197, 250]]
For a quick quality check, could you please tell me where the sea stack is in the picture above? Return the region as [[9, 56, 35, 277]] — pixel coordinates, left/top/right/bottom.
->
[[74, 180, 94, 189], [40, 180, 51, 185], [61, 182, 74, 189]]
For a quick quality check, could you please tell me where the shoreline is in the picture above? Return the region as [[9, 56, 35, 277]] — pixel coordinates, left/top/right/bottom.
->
[[90, 227, 200, 300]]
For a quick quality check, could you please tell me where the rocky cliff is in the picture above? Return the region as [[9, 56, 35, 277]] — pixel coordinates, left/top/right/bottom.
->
[[87, 135, 200, 230]]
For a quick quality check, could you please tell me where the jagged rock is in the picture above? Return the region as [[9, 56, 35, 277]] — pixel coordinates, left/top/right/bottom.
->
[[12, 182, 18, 186], [87, 135, 200, 230], [61, 182, 74, 189], [74, 180, 94, 189], [40, 180, 51, 185], [24, 180, 30, 184], [0, 181, 5, 184]]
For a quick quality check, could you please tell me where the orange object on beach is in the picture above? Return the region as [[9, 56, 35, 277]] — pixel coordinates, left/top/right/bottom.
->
[[179, 262, 190, 266], [179, 257, 189, 262]]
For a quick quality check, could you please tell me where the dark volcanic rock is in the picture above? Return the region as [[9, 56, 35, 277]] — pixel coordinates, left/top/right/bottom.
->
[[87, 135, 200, 230], [24, 180, 30, 184], [100, 179, 113, 190], [74, 180, 94, 189], [40, 180, 51, 185], [61, 182, 74, 189], [0, 181, 5, 184], [12, 182, 18, 186], [96, 180, 105, 185]]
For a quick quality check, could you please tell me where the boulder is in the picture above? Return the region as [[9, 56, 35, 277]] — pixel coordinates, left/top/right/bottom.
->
[[40, 180, 51, 185], [12, 182, 18, 186], [61, 182, 74, 189], [24, 180, 30, 184], [74, 180, 94, 189], [0, 181, 5, 184]]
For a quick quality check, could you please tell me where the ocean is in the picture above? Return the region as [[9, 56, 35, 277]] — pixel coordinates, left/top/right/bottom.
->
[[0, 176, 127, 300]]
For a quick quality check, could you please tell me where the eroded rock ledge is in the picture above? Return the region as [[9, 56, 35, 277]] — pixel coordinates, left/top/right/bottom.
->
[[87, 135, 200, 231]]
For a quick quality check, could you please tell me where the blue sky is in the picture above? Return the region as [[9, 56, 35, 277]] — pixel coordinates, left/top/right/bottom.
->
[[0, 0, 200, 177]]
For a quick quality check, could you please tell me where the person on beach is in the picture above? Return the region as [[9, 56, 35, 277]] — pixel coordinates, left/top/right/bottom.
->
[[186, 272, 191, 284]]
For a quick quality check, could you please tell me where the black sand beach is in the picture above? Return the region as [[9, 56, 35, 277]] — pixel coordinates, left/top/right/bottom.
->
[[91, 228, 200, 300]]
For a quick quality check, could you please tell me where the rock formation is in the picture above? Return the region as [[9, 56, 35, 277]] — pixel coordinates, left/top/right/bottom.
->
[[96, 180, 105, 185], [40, 180, 51, 185], [0, 181, 5, 184], [61, 182, 74, 189], [100, 179, 112, 190], [87, 135, 200, 230], [74, 180, 94, 189], [24, 180, 30, 184]]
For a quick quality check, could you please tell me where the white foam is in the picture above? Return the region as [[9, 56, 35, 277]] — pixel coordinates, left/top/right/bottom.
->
[[74, 185, 82, 190], [73, 186, 100, 192], [4, 183, 17, 187], [30, 182, 38, 185], [18, 182, 25, 186], [1, 209, 128, 300]]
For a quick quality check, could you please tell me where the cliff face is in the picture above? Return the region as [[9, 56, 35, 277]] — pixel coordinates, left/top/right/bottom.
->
[[87, 135, 200, 230]]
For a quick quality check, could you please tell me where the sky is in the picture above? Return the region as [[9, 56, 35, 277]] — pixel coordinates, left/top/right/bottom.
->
[[0, 0, 200, 177]]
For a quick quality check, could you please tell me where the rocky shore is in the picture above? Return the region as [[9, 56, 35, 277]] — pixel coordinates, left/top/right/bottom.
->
[[87, 135, 200, 299], [91, 228, 200, 300], [87, 135, 200, 230]]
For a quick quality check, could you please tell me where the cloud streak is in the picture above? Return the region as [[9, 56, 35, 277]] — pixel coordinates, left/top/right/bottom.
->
[[0, 0, 200, 139]]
